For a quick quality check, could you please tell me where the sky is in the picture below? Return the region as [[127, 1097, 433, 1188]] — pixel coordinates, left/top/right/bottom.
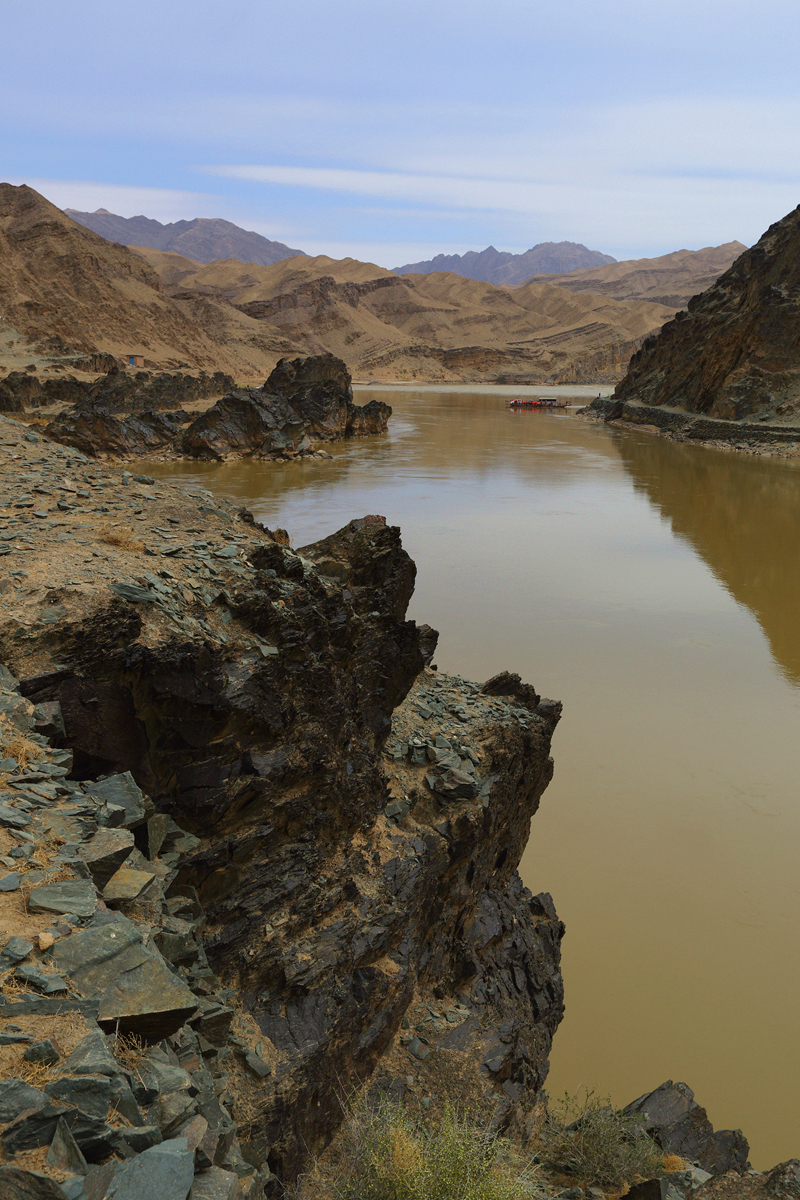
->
[[4, 0, 800, 267]]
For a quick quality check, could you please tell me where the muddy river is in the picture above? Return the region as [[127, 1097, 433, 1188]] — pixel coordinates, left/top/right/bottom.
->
[[151, 385, 800, 1169]]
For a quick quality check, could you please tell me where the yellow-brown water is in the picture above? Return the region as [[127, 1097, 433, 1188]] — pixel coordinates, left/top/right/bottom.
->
[[151, 386, 800, 1169]]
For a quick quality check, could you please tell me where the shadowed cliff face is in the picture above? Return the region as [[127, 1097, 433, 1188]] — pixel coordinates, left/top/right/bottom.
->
[[4, 458, 564, 1190], [612, 429, 800, 684], [615, 205, 800, 420]]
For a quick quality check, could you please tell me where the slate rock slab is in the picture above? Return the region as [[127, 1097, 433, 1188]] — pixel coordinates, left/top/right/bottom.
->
[[0, 871, 22, 890], [0, 804, 32, 829], [188, 1166, 244, 1200], [0, 936, 33, 964], [0, 1078, 49, 1123], [119, 1124, 163, 1153], [105, 1135, 194, 1200], [51, 920, 147, 994], [103, 865, 156, 902], [22, 1038, 61, 1066], [79, 827, 135, 888], [2, 1102, 70, 1153], [97, 956, 198, 1039], [109, 582, 159, 604], [624, 1080, 749, 1175], [84, 772, 146, 828], [46, 1115, 88, 1175], [28, 880, 98, 918], [0, 1166, 69, 1200], [45, 1074, 111, 1119]]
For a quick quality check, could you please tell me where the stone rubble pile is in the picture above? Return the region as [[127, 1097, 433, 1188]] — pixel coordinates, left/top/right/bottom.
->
[[0, 664, 271, 1200]]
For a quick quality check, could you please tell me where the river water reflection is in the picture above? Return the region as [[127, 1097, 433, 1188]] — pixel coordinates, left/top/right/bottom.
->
[[151, 386, 800, 1169]]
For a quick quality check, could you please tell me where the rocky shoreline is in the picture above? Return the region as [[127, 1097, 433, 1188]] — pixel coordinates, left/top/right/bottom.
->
[[1, 409, 799, 1198], [582, 397, 800, 460], [2, 354, 390, 464]]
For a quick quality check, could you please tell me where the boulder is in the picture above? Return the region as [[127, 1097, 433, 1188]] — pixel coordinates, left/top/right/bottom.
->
[[96, 956, 199, 1039], [79, 827, 136, 888], [624, 1081, 749, 1175], [83, 772, 147, 828], [103, 1135, 195, 1200], [28, 880, 98, 918]]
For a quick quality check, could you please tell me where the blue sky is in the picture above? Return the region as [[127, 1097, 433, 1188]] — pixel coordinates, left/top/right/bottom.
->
[[4, 0, 800, 266]]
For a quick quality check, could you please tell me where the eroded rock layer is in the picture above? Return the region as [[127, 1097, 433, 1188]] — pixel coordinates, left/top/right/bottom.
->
[[0, 415, 564, 1192]]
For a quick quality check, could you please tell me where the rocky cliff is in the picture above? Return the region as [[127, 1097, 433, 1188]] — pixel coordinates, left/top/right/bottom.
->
[[612, 207, 800, 420], [0, 414, 565, 1194]]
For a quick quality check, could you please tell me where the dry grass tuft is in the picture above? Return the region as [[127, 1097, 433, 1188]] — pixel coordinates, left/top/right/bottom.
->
[[112, 1032, 148, 1076], [661, 1153, 687, 1172], [19, 1059, 56, 1088], [99, 525, 145, 552], [0, 969, 29, 998], [0, 731, 45, 771]]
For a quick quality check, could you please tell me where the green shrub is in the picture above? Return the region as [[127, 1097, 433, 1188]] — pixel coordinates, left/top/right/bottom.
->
[[536, 1090, 662, 1189], [334, 1094, 539, 1200]]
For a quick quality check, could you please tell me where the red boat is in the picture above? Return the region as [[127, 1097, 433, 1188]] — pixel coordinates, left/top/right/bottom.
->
[[508, 397, 559, 408]]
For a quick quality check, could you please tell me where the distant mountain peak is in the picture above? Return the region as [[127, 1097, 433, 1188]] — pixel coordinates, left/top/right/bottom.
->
[[64, 208, 306, 267], [394, 241, 617, 286]]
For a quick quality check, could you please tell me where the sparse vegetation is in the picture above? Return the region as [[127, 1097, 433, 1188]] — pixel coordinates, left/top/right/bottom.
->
[[0, 728, 45, 771], [535, 1090, 662, 1190], [331, 1094, 539, 1200], [99, 525, 145, 552], [112, 1031, 148, 1077]]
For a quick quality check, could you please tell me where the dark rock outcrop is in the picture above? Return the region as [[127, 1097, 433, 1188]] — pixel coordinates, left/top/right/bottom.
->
[[0, 421, 564, 1193], [44, 407, 192, 456], [43, 354, 391, 459], [0, 368, 233, 416], [182, 353, 389, 459], [613, 205, 800, 420], [625, 1081, 749, 1175]]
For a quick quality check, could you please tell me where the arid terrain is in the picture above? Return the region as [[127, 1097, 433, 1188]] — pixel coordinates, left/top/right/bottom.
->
[[527, 243, 746, 309], [0, 182, 743, 389]]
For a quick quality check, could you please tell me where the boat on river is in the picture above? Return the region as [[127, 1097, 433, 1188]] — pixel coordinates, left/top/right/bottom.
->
[[508, 397, 566, 408]]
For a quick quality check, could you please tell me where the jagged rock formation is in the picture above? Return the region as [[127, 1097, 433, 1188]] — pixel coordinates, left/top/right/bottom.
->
[[613, 207, 800, 420], [64, 209, 306, 267], [0, 414, 565, 1192], [43, 354, 391, 459], [394, 242, 616, 284]]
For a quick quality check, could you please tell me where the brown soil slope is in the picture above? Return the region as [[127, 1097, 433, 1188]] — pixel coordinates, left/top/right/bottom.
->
[[0, 184, 295, 377], [136, 247, 674, 384], [613, 207, 800, 420], [527, 242, 746, 309]]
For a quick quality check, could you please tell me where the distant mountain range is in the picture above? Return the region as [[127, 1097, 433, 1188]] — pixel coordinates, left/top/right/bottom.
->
[[64, 208, 305, 266], [393, 242, 617, 285]]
